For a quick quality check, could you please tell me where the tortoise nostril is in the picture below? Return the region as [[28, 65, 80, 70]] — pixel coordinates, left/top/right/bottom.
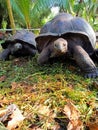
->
[[63, 43, 66, 46], [63, 43, 67, 47]]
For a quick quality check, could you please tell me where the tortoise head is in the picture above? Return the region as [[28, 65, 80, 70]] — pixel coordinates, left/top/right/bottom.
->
[[10, 43, 22, 54], [54, 38, 68, 54]]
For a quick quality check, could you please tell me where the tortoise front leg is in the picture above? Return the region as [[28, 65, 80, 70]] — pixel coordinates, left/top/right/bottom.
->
[[73, 45, 98, 78], [37, 47, 51, 65], [0, 48, 11, 60]]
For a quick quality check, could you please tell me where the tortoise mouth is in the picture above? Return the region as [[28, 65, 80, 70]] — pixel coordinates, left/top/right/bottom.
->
[[56, 48, 68, 53]]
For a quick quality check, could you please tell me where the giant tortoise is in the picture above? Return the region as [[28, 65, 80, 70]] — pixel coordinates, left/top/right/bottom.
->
[[36, 13, 98, 78], [0, 30, 37, 60]]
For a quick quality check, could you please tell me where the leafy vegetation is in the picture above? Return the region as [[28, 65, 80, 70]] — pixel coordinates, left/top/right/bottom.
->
[[0, 0, 98, 30]]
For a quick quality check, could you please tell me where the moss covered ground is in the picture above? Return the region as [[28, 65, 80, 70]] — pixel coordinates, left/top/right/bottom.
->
[[0, 50, 98, 129]]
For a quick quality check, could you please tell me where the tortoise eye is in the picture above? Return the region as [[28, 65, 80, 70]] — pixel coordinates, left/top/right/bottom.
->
[[54, 44, 57, 47]]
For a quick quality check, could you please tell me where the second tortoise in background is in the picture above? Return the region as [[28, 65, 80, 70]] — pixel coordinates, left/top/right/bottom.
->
[[36, 13, 98, 78], [0, 30, 37, 60]]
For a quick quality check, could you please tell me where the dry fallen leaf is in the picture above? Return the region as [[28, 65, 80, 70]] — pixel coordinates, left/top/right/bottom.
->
[[87, 122, 98, 130], [31, 104, 55, 129], [37, 105, 50, 116], [7, 104, 25, 130], [63, 101, 83, 130], [0, 75, 6, 82], [0, 109, 7, 117], [87, 108, 98, 130], [0, 104, 25, 130], [11, 82, 34, 93], [0, 96, 12, 106]]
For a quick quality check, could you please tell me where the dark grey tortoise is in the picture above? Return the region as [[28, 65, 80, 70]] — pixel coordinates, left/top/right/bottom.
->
[[35, 13, 98, 78], [0, 30, 37, 60]]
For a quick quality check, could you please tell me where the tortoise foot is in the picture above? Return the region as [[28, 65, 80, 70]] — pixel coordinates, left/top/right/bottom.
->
[[0, 54, 6, 61], [0, 49, 10, 61], [84, 69, 98, 78]]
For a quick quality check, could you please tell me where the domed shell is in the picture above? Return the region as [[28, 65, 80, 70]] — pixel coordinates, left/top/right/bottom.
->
[[36, 13, 96, 53], [1, 30, 36, 49]]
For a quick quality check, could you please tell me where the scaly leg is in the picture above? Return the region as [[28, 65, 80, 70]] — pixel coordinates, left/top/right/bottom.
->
[[0, 48, 11, 60], [37, 47, 51, 65], [73, 45, 98, 78]]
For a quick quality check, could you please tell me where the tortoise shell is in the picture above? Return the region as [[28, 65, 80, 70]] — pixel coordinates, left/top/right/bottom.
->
[[36, 13, 96, 54], [1, 30, 36, 49]]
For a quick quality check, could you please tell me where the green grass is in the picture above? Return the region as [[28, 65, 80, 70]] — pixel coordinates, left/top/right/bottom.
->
[[0, 55, 98, 130]]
